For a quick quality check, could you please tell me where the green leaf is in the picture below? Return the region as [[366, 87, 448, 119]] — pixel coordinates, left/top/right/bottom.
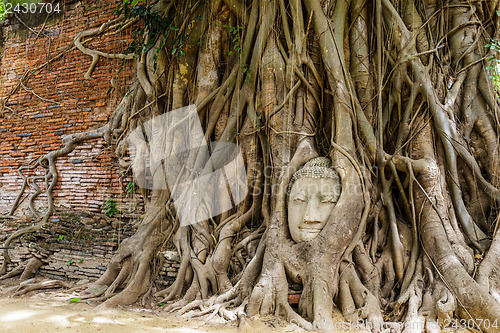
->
[[496, 10, 500, 16], [126, 181, 135, 193], [59, 235, 64, 241], [485, 44, 491, 48], [79, 259, 84, 263], [71, 298, 81, 303]]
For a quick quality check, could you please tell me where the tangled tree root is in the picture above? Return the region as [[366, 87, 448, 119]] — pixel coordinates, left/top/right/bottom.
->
[[3, 0, 500, 332], [0, 278, 71, 298]]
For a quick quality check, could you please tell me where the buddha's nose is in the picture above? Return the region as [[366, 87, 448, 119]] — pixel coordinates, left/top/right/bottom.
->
[[303, 198, 322, 224]]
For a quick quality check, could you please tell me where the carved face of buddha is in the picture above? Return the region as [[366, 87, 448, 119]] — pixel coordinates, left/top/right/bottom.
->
[[287, 158, 341, 243]]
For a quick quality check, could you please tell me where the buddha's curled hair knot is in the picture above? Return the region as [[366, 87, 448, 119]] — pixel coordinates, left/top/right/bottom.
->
[[286, 157, 341, 197]]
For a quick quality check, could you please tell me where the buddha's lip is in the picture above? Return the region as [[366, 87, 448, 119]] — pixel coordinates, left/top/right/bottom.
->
[[299, 227, 322, 232]]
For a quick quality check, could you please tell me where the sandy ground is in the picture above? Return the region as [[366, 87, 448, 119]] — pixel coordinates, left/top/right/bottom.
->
[[0, 291, 473, 333], [0, 292, 309, 333]]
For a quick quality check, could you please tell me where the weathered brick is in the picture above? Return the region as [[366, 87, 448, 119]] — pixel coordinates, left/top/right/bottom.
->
[[0, 0, 179, 286]]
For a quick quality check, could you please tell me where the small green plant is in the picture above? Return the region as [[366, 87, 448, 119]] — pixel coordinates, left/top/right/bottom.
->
[[486, 40, 500, 91], [0, 1, 54, 21], [78, 258, 84, 263], [126, 181, 136, 194], [70, 298, 81, 303], [0, 1, 5, 21], [58, 235, 64, 241], [222, 24, 243, 57], [171, 36, 186, 57], [104, 198, 118, 217], [219, 23, 250, 81], [115, 0, 174, 69], [67, 259, 74, 266], [485, 12, 500, 91]]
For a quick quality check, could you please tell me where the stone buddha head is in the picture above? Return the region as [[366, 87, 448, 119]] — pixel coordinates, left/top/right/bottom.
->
[[286, 157, 341, 242]]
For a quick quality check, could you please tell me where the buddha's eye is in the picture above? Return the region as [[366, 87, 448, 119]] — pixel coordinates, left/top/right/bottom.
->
[[293, 196, 306, 202], [321, 196, 337, 204]]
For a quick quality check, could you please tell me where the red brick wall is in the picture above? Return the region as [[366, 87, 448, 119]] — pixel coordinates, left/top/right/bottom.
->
[[0, 0, 139, 216]]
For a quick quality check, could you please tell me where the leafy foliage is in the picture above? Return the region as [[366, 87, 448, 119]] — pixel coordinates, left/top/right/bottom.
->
[[0, 0, 44, 20], [103, 198, 117, 217], [125, 181, 135, 194], [0, 1, 5, 20], [222, 24, 243, 57], [485, 39, 500, 91], [115, 0, 172, 61]]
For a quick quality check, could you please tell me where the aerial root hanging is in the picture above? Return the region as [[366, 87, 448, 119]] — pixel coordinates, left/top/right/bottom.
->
[[338, 263, 384, 332], [162, 241, 268, 321], [74, 17, 136, 80], [2, 0, 500, 331], [0, 122, 111, 280]]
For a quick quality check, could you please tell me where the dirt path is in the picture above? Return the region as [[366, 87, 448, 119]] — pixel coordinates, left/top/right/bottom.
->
[[0, 294, 299, 333], [0, 293, 473, 333]]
